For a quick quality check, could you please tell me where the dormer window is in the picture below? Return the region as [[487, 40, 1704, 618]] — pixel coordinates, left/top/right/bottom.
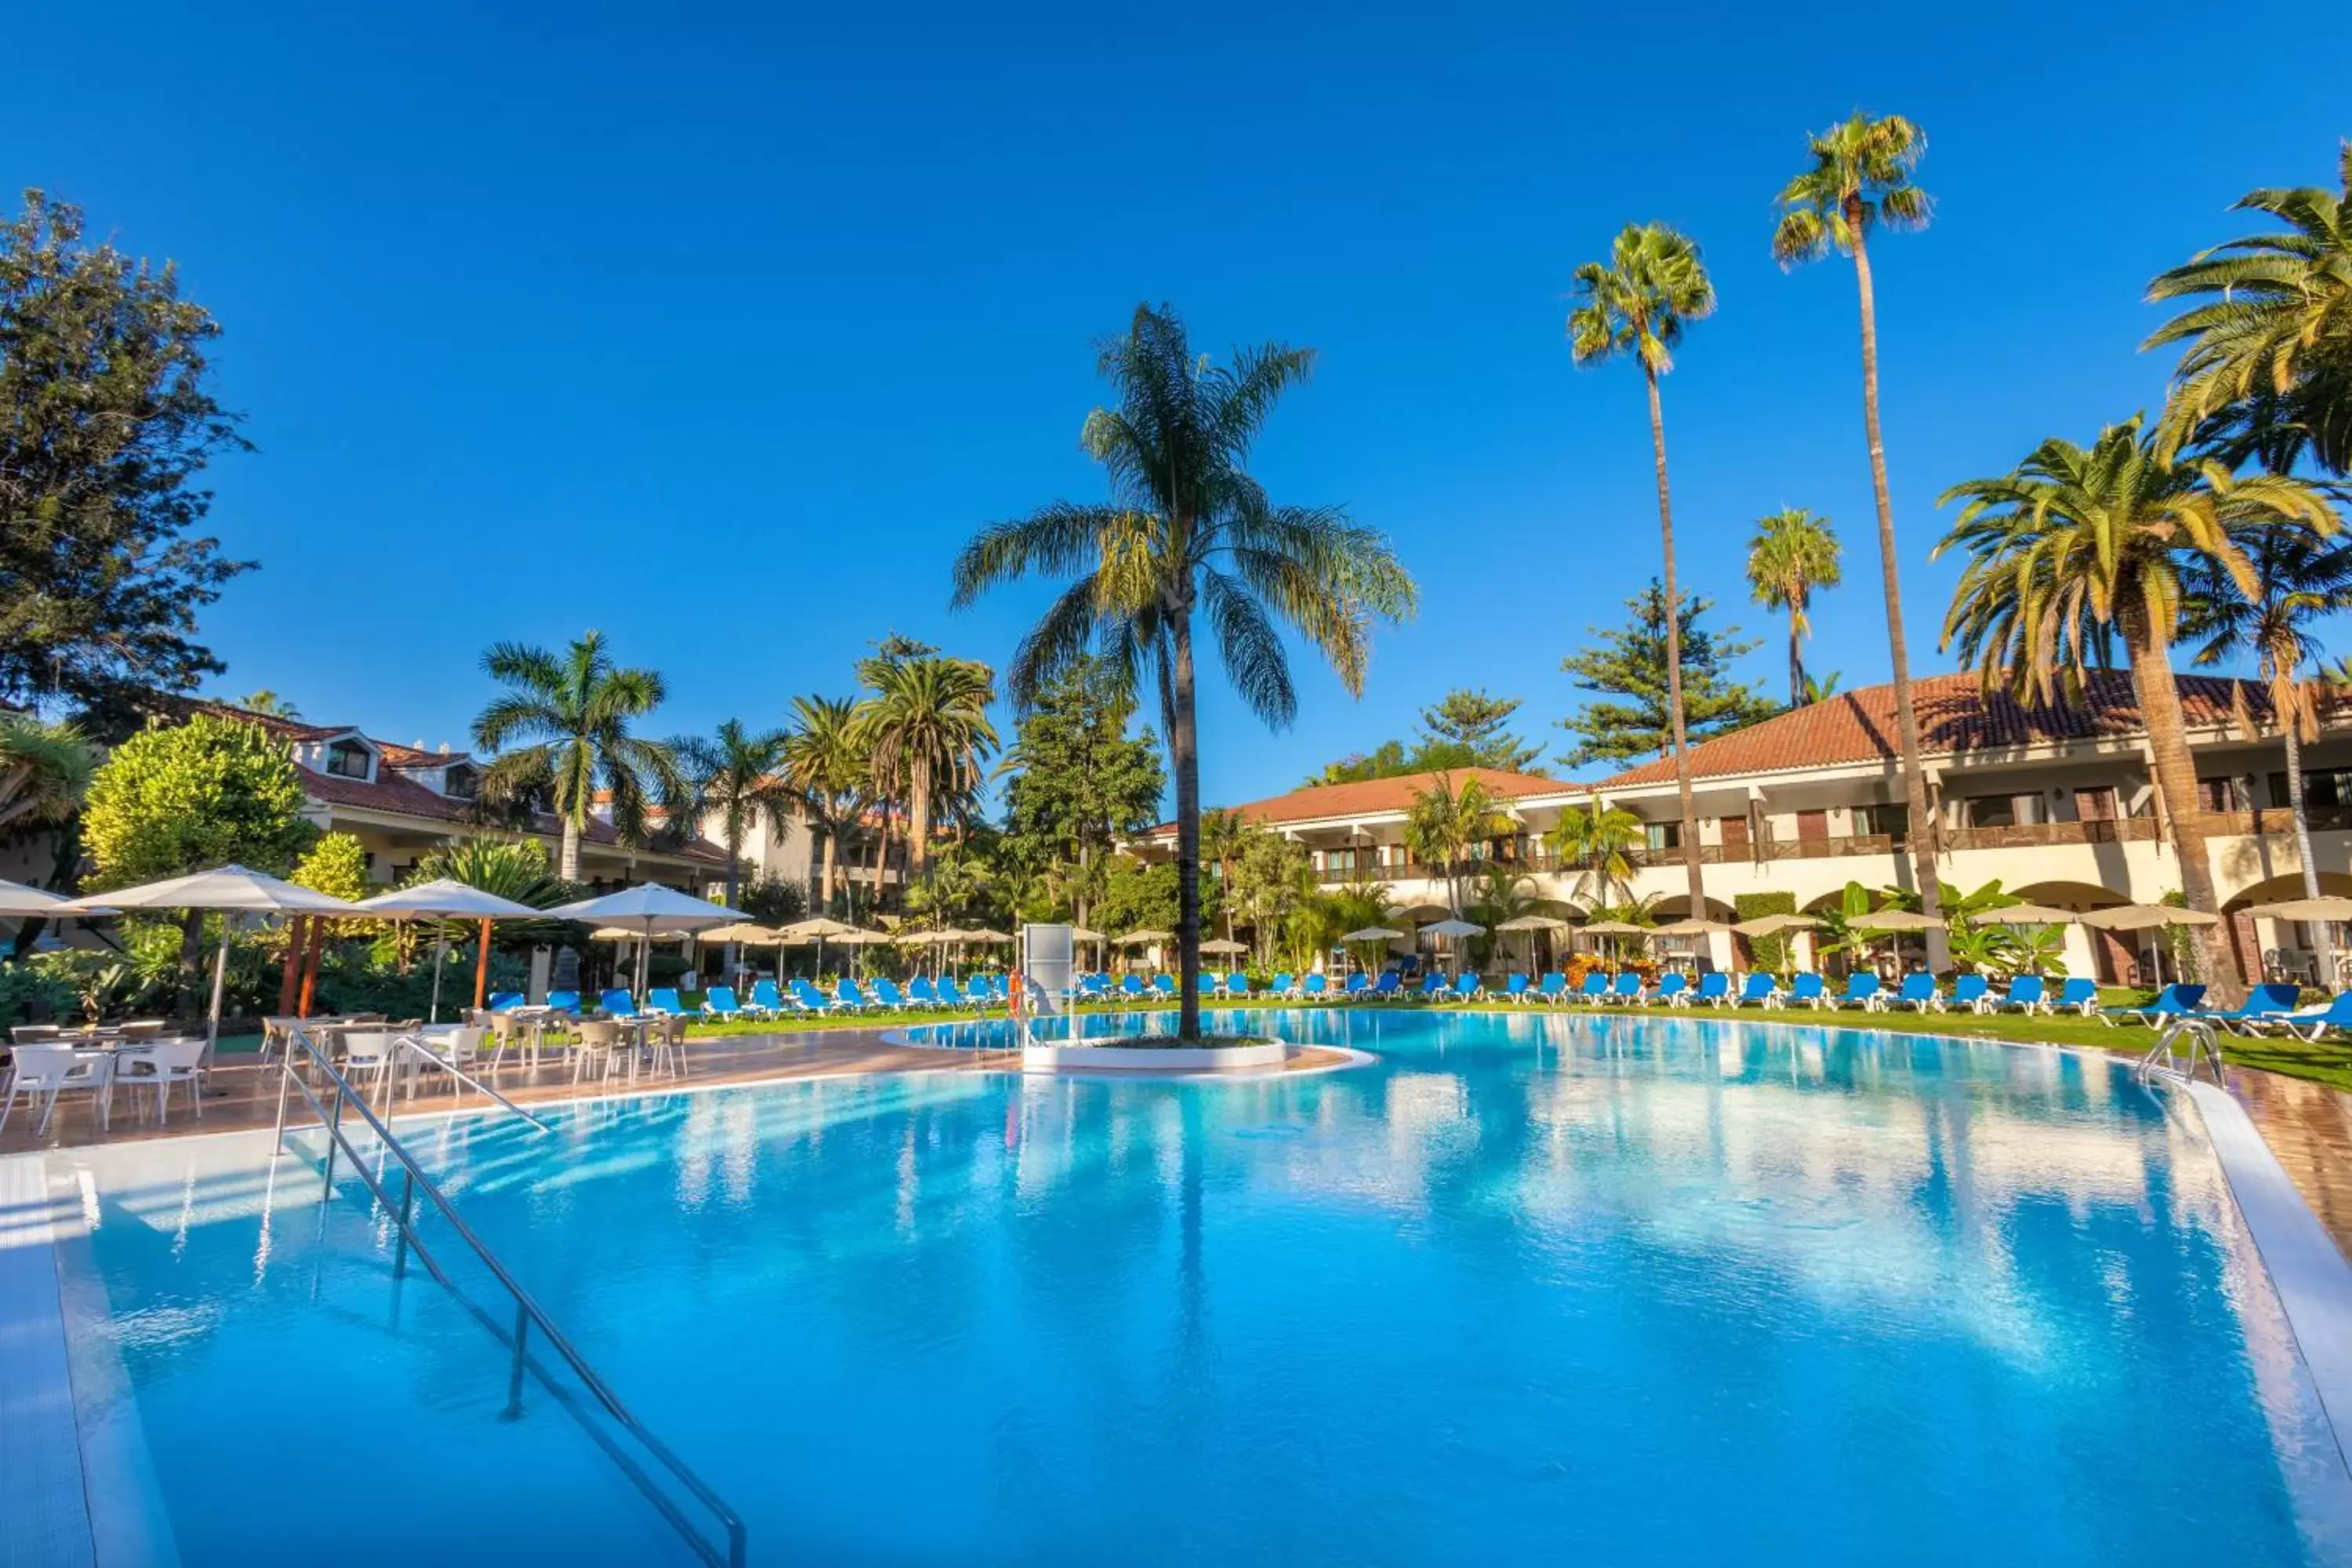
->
[[444, 763, 479, 800], [324, 739, 373, 780]]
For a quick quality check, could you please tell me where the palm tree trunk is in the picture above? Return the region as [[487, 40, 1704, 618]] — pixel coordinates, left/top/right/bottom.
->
[[2125, 614, 2242, 1004], [1788, 610, 1808, 707], [2282, 715, 2336, 984], [866, 800, 891, 916], [907, 759, 933, 880], [1848, 216, 1946, 968], [1642, 363, 1707, 918], [559, 816, 582, 884], [1171, 611, 1203, 1040], [818, 827, 838, 915]]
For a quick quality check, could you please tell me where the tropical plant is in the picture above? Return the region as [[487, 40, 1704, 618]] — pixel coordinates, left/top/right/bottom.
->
[[780, 695, 869, 916], [1198, 808, 1251, 940], [408, 837, 580, 953], [1773, 110, 1944, 955], [291, 831, 371, 904], [471, 630, 686, 883], [855, 653, 997, 884], [1567, 223, 1715, 912], [2146, 145, 2352, 476], [1544, 798, 1645, 912], [1810, 881, 1881, 973], [1466, 865, 1542, 969], [235, 689, 299, 719], [1802, 670, 1843, 702], [2180, 524, 2352, 980], [1745, 508, 1842, 706], [1403, 772, 1508, 917], [902, 840, 994, 928], [1937, 416, 2341, 1001], [951, 303, 1415, 1037], [1319, 876, 1405, 972], [676, 718, 796, 913], [0, 713, 97, 833]]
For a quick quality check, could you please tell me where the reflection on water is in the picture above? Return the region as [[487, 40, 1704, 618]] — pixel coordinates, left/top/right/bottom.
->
[[56, 1010, 2352, 1568]]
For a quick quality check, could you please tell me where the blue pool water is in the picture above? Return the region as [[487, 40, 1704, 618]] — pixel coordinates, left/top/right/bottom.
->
[[49, 1009, 2352, 1565]]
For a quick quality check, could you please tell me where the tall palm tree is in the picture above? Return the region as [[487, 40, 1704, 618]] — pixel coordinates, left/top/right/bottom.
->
[[675, 718, 796, 913], [780, 695, 869, 916], [1773, 111, 1944, 949], [0, 713, 96, 833], [471, 630, 686, 883], [2147, 144, 2352, 475], [951, 303, 1415, 1040], [1936, 416, 2340, 1003], [1567, 223, 1715, 916], [2180, 524, 2352, 982], [1745, 508, 1842, 706], [855, 654, 997, 884], [1199, 806, 1251, 940], [1544, 797, 1646, 912], [1403, 772, 1508, 917]]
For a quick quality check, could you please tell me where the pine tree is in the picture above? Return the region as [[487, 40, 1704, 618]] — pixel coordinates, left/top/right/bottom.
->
[[1558, 583, 1780, 768]]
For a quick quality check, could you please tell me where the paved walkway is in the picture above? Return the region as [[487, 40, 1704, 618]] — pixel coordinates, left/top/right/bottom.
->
[[2229, 1066, 2352, 1262]]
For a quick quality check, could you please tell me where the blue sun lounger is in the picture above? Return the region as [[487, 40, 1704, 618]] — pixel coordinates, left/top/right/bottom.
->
[[647, 987, 684, 1015], [1574, 972, 1609, 1004], [1450, 972, 1483, 1003], [598, 989, 639, 1018], [1650, 972, 1688, 1007], [1370, 971, 1403, 1001], [2103, 982, 2208, 1027], [1303, 973, 1330, 1000], [1689, 971, 1732, 1007], [1417, 972, 1447, 1000], [1153, 974, 1178, 1000], [486, 991, 524, 1012], [1884, 973, 1937, 1012], [2203, 982, 2302, 1033], [700, 985, 744, 1022], [2268, 991, 2352, 1043], [1993, 974, 2045, 1014], [1501, 973, 1530, 1004], [2051, 978, 2100, 1015], [1608, 972, 1644, 1004], [1343, 974, 1368, 1001], [746, 980, 784, 1017], [1733, 973, 1778, 1007], [792, 978, 838, 1014], [545, 989, 581, 1014], [1946, 975, 1991, 1012], [1535, 972, 1568, 1006], [1786, 973, 1828, 1009]]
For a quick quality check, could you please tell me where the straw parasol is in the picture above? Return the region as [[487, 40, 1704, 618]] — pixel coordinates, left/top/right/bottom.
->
[[1200, 937, 1249, 956], [1340, 925, 1406, 942], [1420, 917, 1485, 938], [1112, 929, 1171, 946], [1651, 916, 1733, 936], [1733, 913, 1817, 936], [1578, 920, 1650, 937], [775, 915, 868, 976], [1853, 909, 1944, 931], [350, 878, 546, 1022], [55, 865, 365, 1061]]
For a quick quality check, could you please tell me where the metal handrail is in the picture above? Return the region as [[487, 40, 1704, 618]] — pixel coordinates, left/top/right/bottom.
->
[[270, 1026, 746, 1567], [2136, 1016, 2230, 1088], [384, 1030, 556, 1134]]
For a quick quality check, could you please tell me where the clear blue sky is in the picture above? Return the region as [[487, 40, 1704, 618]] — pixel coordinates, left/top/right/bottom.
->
[[13, 2, 2349, 810]]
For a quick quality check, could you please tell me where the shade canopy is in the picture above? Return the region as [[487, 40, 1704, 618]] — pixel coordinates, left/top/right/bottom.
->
[[1651, 916, 1734, 937], [697, 920, 785, 946], [1112, 929, 1171, 946], [545, 884, 740, 931], [1199, 938, 1250, 955], [1579, 920, 1652, 938], [2082, 903, 2223, 931], [1068, 926, 1108, 942], [1420, 917, 1486, 938], [828, 928, 892, 946], [590, 925, 693, 942], [1733, 913, 1818, 937], [2246, 897, 2352, 923], [1966, 903, 2085, 927], [778, 916, 864, 940], [1853, 909, 1944, 932], [55, 864, 363, 916], [0, 877, 87, 918], [963, 927, 1014, 943], [1493, 914, 1571, 932], [1340, 925, 1407, 942], [350, 878, 544, 920], [895, 927, 960, 944]]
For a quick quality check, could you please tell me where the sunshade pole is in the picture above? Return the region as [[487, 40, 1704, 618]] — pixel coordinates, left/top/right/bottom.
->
[[205, 915, 231, 1069], [473, 916, 492, 1011], [429, 924, 448, 1025]]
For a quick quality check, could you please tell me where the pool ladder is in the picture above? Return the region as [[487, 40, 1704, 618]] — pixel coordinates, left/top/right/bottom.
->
[[2134, 1016, 2230, 1089], [270, 1026, 747, 1568]]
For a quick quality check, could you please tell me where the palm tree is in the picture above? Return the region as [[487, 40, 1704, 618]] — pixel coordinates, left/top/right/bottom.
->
[[2147, 144, 2352, 475], [470, 630, 686, 883], [675, 718, 796, 916], [1199, 807, 1250, 940], [855, 654, 997, 884], [235, 689, 300, 720], [1746, 508, 1843, 706], [0, 713, 96, 833], [2181, 524, 2352, 982], [1403, 772, 1509, 917], [1567, 223, 1714, 916], [951, 303, 1415, 1039], [409, 836, 578, 951], [1936, 416, 2340, 1003], [780, 695, 869, 916], [1544, 797, 1645, 912], [1773, 111, 1944, 950]]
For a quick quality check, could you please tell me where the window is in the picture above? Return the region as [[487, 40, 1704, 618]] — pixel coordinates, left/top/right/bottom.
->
[[443, 763, 479, 800], [1857, 802, 1910, 843], [2074, 786, 2119, 822], [2197, 775, 2252, 812], [1646, 821, 1681, 851], [2269, 771, 2352, 811], [1322, 847, 1359, 874], [1965, 793, 2041, 829], [323, 739, 372, 780]]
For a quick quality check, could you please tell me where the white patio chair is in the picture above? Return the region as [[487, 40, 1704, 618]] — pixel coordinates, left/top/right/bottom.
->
[[9, 1024, 63, 1046], [114, 1038, 206, 1125], [1, 1044, 112, 1136], [338, 1030, 397, 1098]]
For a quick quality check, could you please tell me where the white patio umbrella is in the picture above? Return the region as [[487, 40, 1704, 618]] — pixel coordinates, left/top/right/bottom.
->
[[1493, 913, 1570, 973], [349, 878, 545, 1022], [2081, 902, 2221, 987], [0, 877, 90, 918], [1199, 937, 1250, 956], [1733, 913, 1817, 935], [1419, 916, 1484, 977], [54, 865, 365, 1061], [774, 915, 866, 978], [1651, 916, 1734, 936], [544, 884, 742, 1001], [2247, 897, 2352, 923]]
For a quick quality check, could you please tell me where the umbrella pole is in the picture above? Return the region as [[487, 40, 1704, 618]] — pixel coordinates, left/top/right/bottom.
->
[[429, 924, 448, 1025], [205, 916, 231, 1069]]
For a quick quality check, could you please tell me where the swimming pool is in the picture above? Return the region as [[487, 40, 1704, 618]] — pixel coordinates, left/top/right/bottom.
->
[[41, 1009, 2352, 1565]]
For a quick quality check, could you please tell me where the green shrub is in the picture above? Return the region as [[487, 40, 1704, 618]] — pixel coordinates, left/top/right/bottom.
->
[[0, 961, 77, 1029], [1734, 891, 1798, 974]]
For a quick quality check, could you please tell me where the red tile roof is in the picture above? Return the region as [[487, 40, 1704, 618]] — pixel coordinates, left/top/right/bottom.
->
[[1595, 671, 2278, 789], [1145, 767, 1568, 836]]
